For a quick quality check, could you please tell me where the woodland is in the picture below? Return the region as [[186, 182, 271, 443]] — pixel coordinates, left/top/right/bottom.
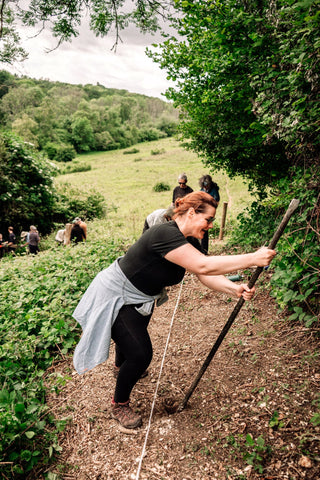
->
[[0, 72, 179, 155], [0, 0, 319, 478]]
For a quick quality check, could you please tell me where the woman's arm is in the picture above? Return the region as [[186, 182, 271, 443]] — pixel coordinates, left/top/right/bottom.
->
[[197, 274, 256, 300], [164, 243, 276, 276]]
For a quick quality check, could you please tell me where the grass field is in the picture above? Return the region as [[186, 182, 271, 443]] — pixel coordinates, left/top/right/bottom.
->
[[55, 137, 253, 242]]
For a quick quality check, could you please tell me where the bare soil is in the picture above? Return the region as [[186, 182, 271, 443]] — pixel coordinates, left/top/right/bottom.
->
[[40, 271, 320, 480]]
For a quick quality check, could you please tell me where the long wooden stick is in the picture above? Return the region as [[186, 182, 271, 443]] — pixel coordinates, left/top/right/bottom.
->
[[177, 198, 300, 412]]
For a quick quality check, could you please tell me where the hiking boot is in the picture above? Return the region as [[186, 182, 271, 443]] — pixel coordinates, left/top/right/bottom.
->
[[111, 400, 142, 429], [113, 366, 148, 379]]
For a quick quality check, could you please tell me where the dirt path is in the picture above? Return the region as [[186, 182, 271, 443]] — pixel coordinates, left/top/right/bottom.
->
[[38, 273, 320, 480]]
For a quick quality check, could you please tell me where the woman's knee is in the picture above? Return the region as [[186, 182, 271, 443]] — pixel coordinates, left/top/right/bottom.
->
[[132, 346, 153, 369]]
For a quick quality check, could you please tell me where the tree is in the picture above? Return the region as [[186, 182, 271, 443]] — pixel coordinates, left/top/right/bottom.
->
[[11, 113, 39, 147], [0, 131, 57, 234], [149, 0, 320, 328], [71, 117, 95, 152], [150, 0, 320, 194], [0, 0, 173, 64], [0, 84, 44, 123], [0, 5, 28, 63], [0, 69, 16, 98]]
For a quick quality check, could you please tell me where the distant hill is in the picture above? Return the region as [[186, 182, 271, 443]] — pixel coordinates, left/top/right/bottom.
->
[[0, 70, 179, 161]]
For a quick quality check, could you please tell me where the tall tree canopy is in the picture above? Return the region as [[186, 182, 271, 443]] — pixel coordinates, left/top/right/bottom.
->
[[150, 0, 320, 194], [0, 0, 173, 64]]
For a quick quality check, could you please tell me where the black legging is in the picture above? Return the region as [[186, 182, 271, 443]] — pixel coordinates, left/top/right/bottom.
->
[[111, 304, 153, 403]]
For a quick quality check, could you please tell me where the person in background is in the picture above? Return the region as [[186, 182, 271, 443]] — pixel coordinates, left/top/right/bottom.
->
[[199, 174, 220, 254], [142, 206, 175, 234], [7, 226, 17, 253], [0, 233, 6, 258], [79, 218, 87, 240], [28, 225, 40, 255], [70, 218, 86, 244], [72, 191, 276, 430], [55, 229, 66, 245], [73, 217, 87, 240], [172, 173, 193, 204]]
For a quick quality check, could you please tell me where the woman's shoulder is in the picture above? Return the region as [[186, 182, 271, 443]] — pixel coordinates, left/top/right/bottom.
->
[[144, 221, 185, 245]]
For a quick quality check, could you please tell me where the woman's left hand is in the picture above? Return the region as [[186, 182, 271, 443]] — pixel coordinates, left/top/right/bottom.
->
[[236, 284, 256, 301]]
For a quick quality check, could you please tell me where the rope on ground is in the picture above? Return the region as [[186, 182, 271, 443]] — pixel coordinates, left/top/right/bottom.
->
[[134, 281, 184, 480]]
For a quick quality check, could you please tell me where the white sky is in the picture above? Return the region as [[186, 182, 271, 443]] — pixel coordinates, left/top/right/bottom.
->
[[5, 14, 176, 100]]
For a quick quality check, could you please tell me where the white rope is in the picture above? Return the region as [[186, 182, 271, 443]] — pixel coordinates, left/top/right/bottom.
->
[[134, 281, 184, 480]]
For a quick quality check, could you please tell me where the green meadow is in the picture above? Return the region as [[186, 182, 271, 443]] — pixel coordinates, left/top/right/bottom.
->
[[56, 137, 253, 242]]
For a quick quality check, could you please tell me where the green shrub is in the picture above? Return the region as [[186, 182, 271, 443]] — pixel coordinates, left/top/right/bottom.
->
[[137, 127, 167, 142], [151, 148, 165, 155], [228, 168, 319, 328], [54, 144, 77, 163], [45, 143, 76, 162], [61, 162, 91, 174], [123, 148, 140, 154], [0, 131, 57, 235], [153, 181, 171, 192], [53, 183, 106, 223], [0, 240, 125, 477], [44, 142, 60, 160]]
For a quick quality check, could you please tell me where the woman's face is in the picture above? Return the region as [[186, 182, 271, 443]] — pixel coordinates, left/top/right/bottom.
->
[[189, 206, 216, 239]]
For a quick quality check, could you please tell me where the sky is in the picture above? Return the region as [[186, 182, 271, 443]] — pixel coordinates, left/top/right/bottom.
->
[[6, 13, 176, 100]]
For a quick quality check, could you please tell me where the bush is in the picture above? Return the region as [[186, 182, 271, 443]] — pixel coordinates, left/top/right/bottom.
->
[[45, 142, 77, 162], [61, 162, 91, 175], [55, 144, 77, 162], [228, 168, 319, 327], [53, 183, 106, 223], [0, 131, 57, 234], [153, 182, 170, 192], [137, 127, 167, 142], [123, 148, 140, 155], [44, 142, 59, 160], [151, 148, 165, 155]]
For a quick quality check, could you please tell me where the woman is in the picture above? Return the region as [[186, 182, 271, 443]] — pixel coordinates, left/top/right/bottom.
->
[[28, 225, 40, 255], [73, 192, 276, 429], [199, 174, 220, 254]]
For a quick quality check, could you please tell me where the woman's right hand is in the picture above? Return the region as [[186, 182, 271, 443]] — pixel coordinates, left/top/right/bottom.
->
[[252, 247, 277, 267]]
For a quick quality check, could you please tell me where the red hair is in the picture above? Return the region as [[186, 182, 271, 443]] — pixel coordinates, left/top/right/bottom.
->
[[173, 191, 217, 218]]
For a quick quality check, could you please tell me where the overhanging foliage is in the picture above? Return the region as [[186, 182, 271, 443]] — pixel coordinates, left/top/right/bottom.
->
[[150, 0, 320, 193]]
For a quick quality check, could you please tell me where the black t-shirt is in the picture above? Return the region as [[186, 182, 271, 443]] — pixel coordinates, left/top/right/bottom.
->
[[8, 232, 16, 243], [172, 185, 193, 203], [119, 221, 201, 295]]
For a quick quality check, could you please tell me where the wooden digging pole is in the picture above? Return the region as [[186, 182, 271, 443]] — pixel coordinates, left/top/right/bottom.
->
[[177, 198, 300, 412]]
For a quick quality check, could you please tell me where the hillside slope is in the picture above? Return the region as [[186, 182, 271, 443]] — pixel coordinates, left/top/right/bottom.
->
[[40, 271, 320, 480]]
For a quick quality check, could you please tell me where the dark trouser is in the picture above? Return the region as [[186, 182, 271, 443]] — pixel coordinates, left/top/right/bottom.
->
[[29, 245, 39, 255], [111, 304, 153, 403], [201, 230, 209, 254]]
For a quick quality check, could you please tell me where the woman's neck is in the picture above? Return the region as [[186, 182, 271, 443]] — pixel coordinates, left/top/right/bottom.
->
[[175, 216, 192, 238]]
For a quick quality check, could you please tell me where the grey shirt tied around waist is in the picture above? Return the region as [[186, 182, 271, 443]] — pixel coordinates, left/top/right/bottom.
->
[[73, 258, 168, 374]]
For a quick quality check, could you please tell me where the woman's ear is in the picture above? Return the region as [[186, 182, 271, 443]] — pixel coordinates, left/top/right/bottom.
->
[[188, 207, 195, 217]]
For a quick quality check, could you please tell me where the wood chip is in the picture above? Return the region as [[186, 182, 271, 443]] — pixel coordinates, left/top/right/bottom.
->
[[118, 425, 139, 435]]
